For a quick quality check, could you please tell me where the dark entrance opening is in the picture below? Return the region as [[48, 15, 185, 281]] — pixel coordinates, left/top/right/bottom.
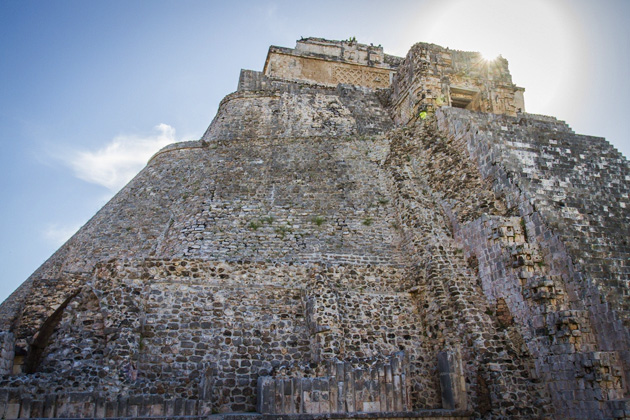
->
[[450, 86, 480, 110]]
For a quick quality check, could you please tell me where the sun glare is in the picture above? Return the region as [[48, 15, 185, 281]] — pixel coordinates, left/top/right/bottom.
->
[[412, 0, 582, 114], [479, 48, 501, 62]]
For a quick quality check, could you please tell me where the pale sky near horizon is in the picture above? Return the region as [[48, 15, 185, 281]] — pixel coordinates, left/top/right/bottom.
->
[[1, 0, 629, 303]]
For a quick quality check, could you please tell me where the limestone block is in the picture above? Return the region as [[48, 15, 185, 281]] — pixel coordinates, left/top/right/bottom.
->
[[438, 350, 467, 411], [43, 395, 56, 418], [257, 376, 274, 414]]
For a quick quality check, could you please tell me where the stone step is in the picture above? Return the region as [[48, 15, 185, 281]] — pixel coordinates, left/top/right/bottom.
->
[[606, 398, 630, 419], [0, 410, 473, 420]]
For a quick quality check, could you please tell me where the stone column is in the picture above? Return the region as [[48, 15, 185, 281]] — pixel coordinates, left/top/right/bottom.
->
[[0, 332, 15, 376], [438, 348, 467, 410]]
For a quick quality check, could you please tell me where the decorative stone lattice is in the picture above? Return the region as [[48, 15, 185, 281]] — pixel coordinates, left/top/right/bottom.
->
[[332, 65, 390, 89]]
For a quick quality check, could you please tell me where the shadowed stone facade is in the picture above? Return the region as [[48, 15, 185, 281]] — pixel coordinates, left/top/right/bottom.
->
[[0, 38, 628, 419]]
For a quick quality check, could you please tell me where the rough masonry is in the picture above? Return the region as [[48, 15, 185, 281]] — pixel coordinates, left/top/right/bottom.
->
[[0, 37, 628, 420]]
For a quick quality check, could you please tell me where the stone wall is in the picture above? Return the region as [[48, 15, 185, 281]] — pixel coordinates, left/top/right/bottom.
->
[[0, 256, 442, 414], [262, 38, 398, 89], [294, 38, 388, 67], [1, 80, 397, 359], [203, 82, 393, 141], [0, 386, 469, 420], [0, 111, 547, 417], [0, 106, 552, 418], [388, 43, 524, 125], [257, 353, 411, 415], [264, 49, 392, 89], [436, 107, 630, 333], [435, 107, 630, 418], [0, 390, 211, 419], [384, 121, 547, 418]]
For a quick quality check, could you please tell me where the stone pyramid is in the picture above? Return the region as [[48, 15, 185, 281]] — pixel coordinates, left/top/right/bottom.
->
[[1, 37, 629, 419]]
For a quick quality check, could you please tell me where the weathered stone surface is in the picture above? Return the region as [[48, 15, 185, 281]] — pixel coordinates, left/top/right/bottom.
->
[[0, 332, 14, 376], [437, 350, 466, 411], [0, 37, 628, 419], [389, 43, 524, 125], [258, 353, 410, 415], [262, 38, 398, 90]]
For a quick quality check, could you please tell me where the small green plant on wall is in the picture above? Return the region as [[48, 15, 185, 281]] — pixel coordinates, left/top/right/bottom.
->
[[275, 225, 292, 239], [261, 216, 274, 225]]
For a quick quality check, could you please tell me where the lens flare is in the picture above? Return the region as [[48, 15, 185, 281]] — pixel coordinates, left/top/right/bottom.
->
[[480, 49, 501, 62]]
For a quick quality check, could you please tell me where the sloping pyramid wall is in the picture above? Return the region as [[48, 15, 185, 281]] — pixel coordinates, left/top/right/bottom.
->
[[0, 40, 629, 419]]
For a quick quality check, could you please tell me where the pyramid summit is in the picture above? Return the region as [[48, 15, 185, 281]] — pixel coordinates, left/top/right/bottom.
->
[[1, 37, 629, 419]]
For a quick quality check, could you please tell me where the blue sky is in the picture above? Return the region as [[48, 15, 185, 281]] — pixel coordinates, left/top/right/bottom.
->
[[1, 0, 629, 303]]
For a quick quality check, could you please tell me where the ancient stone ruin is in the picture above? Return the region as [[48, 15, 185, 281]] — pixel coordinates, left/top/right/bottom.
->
[[1, 37, 629, 419]]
